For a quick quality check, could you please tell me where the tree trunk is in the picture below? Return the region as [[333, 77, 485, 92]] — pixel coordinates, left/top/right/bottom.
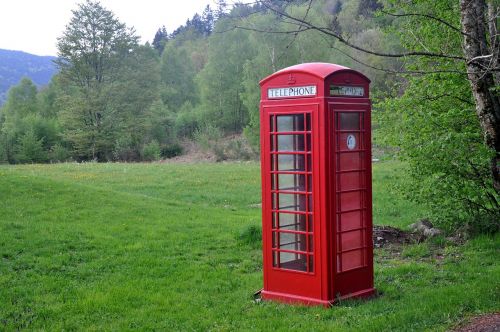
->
[[460, 0, 500, 192]]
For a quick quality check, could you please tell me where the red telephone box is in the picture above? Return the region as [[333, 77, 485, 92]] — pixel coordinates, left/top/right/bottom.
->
[[259, 63, 375, 306]]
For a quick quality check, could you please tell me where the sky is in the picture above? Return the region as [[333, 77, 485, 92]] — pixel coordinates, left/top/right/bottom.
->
[[0, 0, 216, 56]]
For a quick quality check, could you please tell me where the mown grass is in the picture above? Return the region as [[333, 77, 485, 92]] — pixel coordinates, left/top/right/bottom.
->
[[0, 161, 498, 331]]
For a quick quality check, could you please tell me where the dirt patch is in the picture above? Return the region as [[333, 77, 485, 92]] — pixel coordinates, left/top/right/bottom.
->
[[372, 225, 419, 248], [452, 313, 500, 332], [160, 141, 216, 163]]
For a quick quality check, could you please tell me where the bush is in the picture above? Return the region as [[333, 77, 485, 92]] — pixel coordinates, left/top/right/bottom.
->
[[174, 103, 199, 138], [161, 143, 183, 159], [142, 140, 161, 161], [49, 143, 71, 163]]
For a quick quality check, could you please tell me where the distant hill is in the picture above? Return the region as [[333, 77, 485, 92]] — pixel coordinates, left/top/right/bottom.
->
[[0, 49, 58, 106]]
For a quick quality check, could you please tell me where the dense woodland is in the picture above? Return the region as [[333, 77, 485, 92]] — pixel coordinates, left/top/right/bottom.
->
[[0, 0, 498, 233]]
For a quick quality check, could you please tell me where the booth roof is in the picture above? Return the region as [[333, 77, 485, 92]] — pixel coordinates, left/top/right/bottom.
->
[[259, 62, 369, 85]]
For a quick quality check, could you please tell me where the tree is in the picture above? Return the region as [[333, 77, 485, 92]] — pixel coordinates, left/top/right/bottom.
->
[[1, 78, 39, 162], [15, 130, 47, 163], [201, 5, 215, 35], [153, 26, 169, 54], [56, 0, 139, 88], [56, 0, 139, 161], [160, 42, 198, 112], [460, 0, 500, 192], [197, 12, 257, 133]]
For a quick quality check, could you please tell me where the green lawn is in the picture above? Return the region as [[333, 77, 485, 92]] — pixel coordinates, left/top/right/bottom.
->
[[0, 161, 498, 331]]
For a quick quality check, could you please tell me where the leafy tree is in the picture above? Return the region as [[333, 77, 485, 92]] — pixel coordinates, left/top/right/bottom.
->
[[56, 0, 139, 161], [160, 42, 198, 112], [108, 45, 163, 160], [1, 78, 41, 162], [376, 0, 499, 232], [56, 0, 139, 88], [197, 12, 258, 133]]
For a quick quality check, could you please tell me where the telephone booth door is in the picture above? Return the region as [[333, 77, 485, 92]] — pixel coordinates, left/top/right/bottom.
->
[[261, 104, 323, 302]]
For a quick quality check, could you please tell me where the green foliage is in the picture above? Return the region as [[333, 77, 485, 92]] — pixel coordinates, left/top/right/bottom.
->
[[56, 0, 139, 88], [174, 102, 199, 138], [196, 17, 256, 133], [0, 78, 63, 163], [160, 43, 198, 111], [49, 143, 71, 163], [112, 135, 138, 161], [141, 140, 161, 161], [15, 130, 47, 163], [377, 0, 499, 233]]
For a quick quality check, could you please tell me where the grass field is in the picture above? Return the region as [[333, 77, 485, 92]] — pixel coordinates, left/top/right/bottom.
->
[[0, 161, 498, 331]]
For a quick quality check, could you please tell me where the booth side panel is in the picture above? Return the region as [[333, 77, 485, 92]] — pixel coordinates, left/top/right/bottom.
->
[[365, 101, 374, 289]]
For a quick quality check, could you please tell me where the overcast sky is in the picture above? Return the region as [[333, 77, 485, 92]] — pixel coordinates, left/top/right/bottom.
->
[[0, 0, 217, 56]]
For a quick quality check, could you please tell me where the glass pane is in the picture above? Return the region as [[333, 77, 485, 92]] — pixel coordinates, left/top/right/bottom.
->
[[306, 113, 311, 131], [280, 252, 307, 271], [276, 154, 305, 171], [272, 173, 306, 191], [277, 134, 305, 151], [279, 232, 306, 251], [277, 114, 304, 132], [339, 113, 360, 130], [276, 193, 307, 211], [276, 213, 306, 231]]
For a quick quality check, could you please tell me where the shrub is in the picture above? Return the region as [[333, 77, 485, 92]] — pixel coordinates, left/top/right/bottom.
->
[[142, 140, 161, 161], [50, 143, 71, 163], [113, 135, 139, 161]]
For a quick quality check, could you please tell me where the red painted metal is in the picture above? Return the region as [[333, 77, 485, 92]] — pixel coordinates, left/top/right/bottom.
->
[[259, 63, 375, 306]]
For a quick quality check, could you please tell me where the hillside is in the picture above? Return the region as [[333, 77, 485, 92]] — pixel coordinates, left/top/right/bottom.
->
[[0, 49, 57, 105]]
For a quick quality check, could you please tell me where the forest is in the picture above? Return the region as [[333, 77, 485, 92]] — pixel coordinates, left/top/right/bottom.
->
[[0, 0, 498, 233]]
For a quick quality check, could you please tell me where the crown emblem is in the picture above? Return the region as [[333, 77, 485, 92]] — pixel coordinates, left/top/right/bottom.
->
[[287, 74, 296, 85]]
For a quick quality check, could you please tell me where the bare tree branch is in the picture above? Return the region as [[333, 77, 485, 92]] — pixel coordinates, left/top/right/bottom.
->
[[256, 0, 466, 60]]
